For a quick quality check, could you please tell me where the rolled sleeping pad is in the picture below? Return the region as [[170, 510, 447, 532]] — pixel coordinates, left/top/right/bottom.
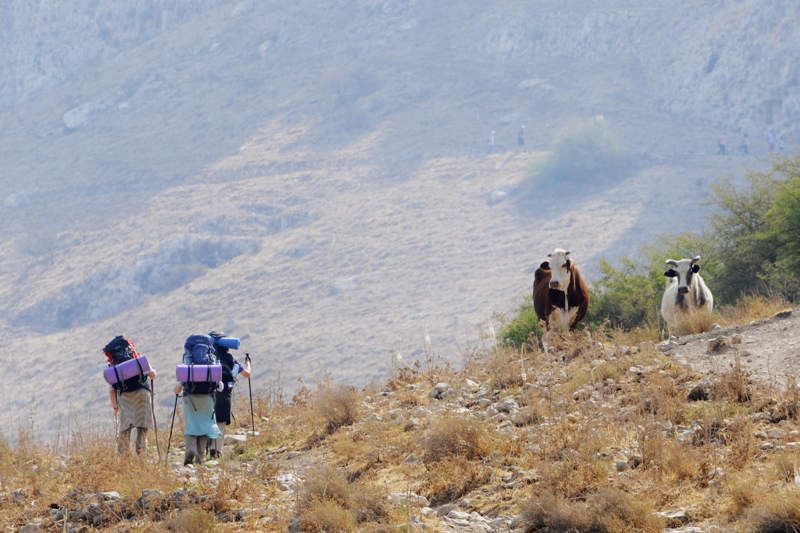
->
[[176, 364, 223, 382], [103, 355, 151, 385], [216, 337, 240, 350]]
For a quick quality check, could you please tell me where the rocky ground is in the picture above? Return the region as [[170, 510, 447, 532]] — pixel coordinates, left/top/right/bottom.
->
[[4, 307, 800, 532]]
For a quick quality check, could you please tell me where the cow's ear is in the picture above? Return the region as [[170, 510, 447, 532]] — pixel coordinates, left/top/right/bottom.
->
[[664, 269, 677, 277], [692, 264, 701, 273], [540, 261, 550, 270], [565, 258, 573, 270]]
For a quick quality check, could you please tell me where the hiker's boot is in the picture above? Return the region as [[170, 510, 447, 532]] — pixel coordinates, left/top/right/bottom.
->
[[184, 451, 195, 466]]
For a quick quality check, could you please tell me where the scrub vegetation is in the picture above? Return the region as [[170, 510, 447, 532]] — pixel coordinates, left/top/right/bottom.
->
[[503, 152, 800, 347]]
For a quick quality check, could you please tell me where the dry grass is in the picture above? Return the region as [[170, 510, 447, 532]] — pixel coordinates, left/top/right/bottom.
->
[[316, 383, 361, 434], [519, 489, 663, 533], [163, 508, 218, 533], [719, 293, 793, 325], [421, 416, 491, 462], [675, 308, 718, 336], [422, 457, 492, 506], [745, 488, 800, 533]]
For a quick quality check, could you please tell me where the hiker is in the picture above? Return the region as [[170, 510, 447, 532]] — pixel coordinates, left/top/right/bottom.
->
[[740, 133, 748, 155], [717, 134, 726, 155], [208, 331, 251, 459], [175, 334, 221, 465], [104, 336, 156, 455], [517, 125, 526, 150], [487, 131, 495, 154]]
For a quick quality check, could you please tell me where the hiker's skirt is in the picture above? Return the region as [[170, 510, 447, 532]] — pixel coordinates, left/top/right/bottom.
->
[[118, 387, 154, 433], [183, 394, 221, 439]]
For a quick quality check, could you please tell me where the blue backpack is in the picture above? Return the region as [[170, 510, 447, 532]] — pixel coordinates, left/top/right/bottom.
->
[[183, 334, 218, 394]]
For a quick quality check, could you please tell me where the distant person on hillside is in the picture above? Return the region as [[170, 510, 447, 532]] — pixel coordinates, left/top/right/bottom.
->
[[487, 131, 495, 154], [767, 129, 775, 151], [717, 135, 726, 155], [740, 133, 748, 155], [517, 125, 526, 151], [208, 331, 251, 459]]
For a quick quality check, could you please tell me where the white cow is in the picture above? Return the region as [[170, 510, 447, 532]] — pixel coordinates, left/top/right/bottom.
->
[[660, 256, 714, 334]]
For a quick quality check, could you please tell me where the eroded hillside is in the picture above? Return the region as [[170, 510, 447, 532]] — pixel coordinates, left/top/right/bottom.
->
[[0, 0, 795, 432]]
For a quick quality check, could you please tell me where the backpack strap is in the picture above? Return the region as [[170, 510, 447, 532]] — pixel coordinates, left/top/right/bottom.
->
[[112, 365, 126, 391]]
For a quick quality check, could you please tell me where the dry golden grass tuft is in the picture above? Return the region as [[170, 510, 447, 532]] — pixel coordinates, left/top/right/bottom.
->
[[745, 488, 800, 533], [422, 456, 492, 506], [719, 293, 792, 326], [163, 508, 218, 533], [314, 382, 361, 436], [298, 465, 394, 532], [674, 308, 718, 336], [519, 488, 663, 533], [421, 416, 491, 462]]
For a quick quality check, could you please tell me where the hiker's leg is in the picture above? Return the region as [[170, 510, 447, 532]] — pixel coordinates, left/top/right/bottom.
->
[[135, 428, 149, 454], [117, 427, 132, 454], [196, 436, 209, 464], [213, 422, 227, 458], [184, 435, 198, 465]]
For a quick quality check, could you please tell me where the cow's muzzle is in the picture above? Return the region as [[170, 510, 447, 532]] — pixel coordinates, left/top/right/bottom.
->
[[678, 286, 689, 295], [550, 281, 559, 289]]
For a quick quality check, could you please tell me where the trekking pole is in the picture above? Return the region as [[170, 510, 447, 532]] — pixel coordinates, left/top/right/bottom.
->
[[246, 353, 255, 435], [166, 393, 178, 467], [150, 386, 161, 461]]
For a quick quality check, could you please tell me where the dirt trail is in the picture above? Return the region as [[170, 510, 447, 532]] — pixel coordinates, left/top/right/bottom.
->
[[669, 308, 800, 390]]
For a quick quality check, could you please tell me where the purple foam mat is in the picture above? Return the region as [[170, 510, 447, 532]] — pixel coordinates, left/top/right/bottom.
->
[[176, 364, 222, 382], [103, 355, 151, 385]]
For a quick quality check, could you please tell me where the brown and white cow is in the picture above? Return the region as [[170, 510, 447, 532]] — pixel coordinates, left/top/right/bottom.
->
[[533, 248, 590, 333], [660, 256, 713, 334]]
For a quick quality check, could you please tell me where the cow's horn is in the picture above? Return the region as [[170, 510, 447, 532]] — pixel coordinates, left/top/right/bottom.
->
[[565, 250, 571, 256], [691, 256, 701, 264], [665, 259, 678, 267]]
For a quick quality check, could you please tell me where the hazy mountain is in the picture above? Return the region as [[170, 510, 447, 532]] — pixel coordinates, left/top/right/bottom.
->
[[1, 0, 796, 435]]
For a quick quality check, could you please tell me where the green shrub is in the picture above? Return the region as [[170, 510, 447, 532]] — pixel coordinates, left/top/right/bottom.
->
[[496, 296, 541, 349], [520, 119, 638, 198]]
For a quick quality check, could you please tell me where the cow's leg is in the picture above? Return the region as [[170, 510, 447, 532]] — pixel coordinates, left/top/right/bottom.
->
[[540, 319, 552, 352]]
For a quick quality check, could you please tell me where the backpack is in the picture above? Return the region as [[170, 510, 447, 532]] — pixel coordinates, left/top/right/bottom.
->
[[183, 334, 218, 394], [104, 336, 149, 392], [209, 331, 235, 393]]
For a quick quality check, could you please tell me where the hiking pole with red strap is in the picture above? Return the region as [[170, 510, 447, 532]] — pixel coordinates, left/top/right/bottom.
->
[[165, 393, 178, 467], [246, 353, 255, 435]]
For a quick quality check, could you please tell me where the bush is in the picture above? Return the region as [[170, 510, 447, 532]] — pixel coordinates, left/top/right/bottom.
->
[[421, 416, 491, 462], [496, 296, 541, 349], [520, 119, 638, 199], [316, 383, 360, 434], [519, 489, 663, 533]]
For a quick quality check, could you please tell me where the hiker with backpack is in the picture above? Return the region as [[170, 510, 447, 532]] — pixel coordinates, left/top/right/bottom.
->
[[103, 336, 157, 455], [174, 333, 222, 465], [208, 331, 251, 459]]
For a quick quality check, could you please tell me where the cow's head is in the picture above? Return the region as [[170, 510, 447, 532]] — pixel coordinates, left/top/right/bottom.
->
[[664, 256, 701, 294], [547, 249, 572, 291]]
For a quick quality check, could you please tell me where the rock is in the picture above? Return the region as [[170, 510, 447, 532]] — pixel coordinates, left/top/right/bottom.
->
[[707, 337, 730, 353], [364, 413, 383, 422], [414, 408, 432, 418], [224, 434, 247, 446], [437, 503, 458, 517], [19, 525, 40, 533], [286, 451, 301, 459], [390, 492, 429, 507], [402, 454, 420, 464], [487, 183, 518, 205], [615, 460, 628, 472], [98, 492, 120, 501], [656, 507, 690, 527], [496, 399, 519, 413], [447, 510, 471, 520], [658, 340, 679, 353], [637, 341, 654, 351], [709, 323, 723, 331], [464, 379, 480, 391], [768, 428, 788, 439], [12, 488, 26, 504], [517, 79, 547, 90], [434, 383, 450, 393], [775, 309, 793, 319]]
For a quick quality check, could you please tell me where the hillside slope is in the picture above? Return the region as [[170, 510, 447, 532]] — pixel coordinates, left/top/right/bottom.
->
[[1, 0, 795, 432]]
